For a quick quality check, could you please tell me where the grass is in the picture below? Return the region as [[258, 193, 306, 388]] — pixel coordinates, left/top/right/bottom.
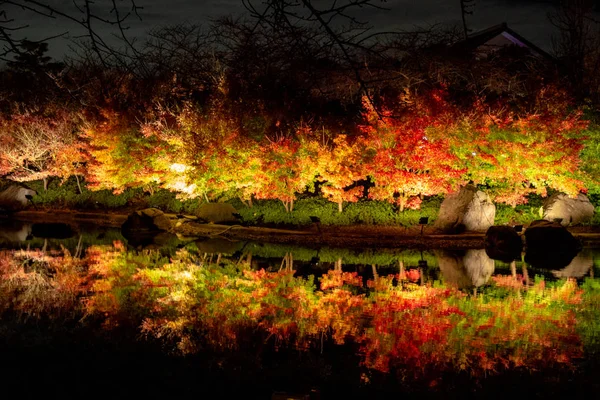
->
[[19, 177, 600, 228]]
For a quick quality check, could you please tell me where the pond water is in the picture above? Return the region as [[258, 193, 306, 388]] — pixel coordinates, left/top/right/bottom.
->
[[1, 219, 599, 398]]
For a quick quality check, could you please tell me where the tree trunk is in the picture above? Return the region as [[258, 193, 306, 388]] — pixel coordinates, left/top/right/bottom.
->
[[280, 253, 287, 271], [335, 258, 342, 271], [280, 252, 293, 271], [75, 174, 83, 194], [522, 265, 530, 286], [398, 195, 406, 212], [75, 234, 83, 258], [43, 177, 48, 191], [338, 201, 343, 213]]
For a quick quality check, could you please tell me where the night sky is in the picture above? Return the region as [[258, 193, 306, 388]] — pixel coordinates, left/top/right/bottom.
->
[[3, 0, 600, 60]]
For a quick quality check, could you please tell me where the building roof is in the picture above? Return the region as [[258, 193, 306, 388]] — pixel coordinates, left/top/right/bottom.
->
[[458, 22, 554, 61]]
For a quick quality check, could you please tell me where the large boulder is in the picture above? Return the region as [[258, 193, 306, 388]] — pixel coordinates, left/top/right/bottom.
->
[[542, 193, 594, 226], [434, 185, 496, 233], [121, 208, 172, 237], [524, 220, 581, 269], [436, 249, 495, 288], [485, 226, 523, 262], [195, 203, 239, 224], [0, 183, 36, 211], [121, 208, 177, 249]]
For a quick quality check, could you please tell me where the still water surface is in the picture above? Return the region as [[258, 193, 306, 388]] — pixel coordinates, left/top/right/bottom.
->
[[1, 220, 599, 398]]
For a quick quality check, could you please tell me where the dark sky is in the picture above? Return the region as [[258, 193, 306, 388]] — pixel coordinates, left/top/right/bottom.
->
[[3, 0, 593, 59]]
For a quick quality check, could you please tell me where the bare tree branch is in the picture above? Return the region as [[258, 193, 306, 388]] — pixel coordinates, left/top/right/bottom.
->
[[0, 0, 143, 67]]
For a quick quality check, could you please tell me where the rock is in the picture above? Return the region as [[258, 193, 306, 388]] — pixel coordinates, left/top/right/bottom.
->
[[485, 226, 523, 262], [434, 185, 496, 233], [436, 249, 495, 288], [0, 184, 36, 211], [524, 220, 581, 269], [121, 208, 172, 245], [121, 208, 180, 250], [195, 203, 239, 224], [542, 193, 594, 226]]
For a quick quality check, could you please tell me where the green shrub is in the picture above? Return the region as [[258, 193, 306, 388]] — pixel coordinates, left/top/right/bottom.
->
[[22, 176, 600, 228]]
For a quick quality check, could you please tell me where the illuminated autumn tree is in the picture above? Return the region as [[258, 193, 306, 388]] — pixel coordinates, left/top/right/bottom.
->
[[0, 108, 82, 190], [360, 93, 465, 211], [316, 133, 367, 213], [451, 87, 588, 205], [253, 131, 320, 212], [82, 109, 178, 194], [164, 102, 264, 203]]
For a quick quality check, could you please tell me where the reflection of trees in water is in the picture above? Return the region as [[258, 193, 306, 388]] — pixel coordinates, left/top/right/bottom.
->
[[0, 243, 596, 381], [0, 248, 87, 318]]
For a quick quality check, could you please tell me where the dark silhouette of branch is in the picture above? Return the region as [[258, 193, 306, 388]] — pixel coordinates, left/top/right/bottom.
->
[[549, 0, 600, 100], [241, 0, 415, 116], [0, 0, 143, 66]]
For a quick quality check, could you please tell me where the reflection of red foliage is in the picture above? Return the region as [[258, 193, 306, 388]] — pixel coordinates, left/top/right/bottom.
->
[[320, 270, 363, 290], [79, 245, 587, 383], [491, 274, 526, 289], [405, 269, 420, 282]]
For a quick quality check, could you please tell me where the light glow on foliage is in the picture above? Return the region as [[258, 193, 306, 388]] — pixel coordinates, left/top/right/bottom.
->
[[0, 85, 594, 209], [170, 163, 189, 173]]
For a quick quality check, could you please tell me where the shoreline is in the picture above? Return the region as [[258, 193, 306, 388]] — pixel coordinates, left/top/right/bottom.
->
[[6, 209, 600, 249]]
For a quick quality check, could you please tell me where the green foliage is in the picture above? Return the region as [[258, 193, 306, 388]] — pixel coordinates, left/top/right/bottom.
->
[[19, 176, 599, 228], [234, 196, 441, 227], [29, 177, 141, 209], [493, 193, 546, 225], [146, 189, 184, 213], [579, 278, 600, 358], [580, 126, 600, 195], [243, 242, 319, 262]]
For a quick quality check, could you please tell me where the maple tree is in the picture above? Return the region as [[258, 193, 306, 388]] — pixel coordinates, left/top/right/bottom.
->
[[359, 93, 465, 210], [251, 130, 320, 212], [0, 71, 593, 214], [316, 133, 366, 212], [451, 86, 588, 205], [0, 108, 82, 190]]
